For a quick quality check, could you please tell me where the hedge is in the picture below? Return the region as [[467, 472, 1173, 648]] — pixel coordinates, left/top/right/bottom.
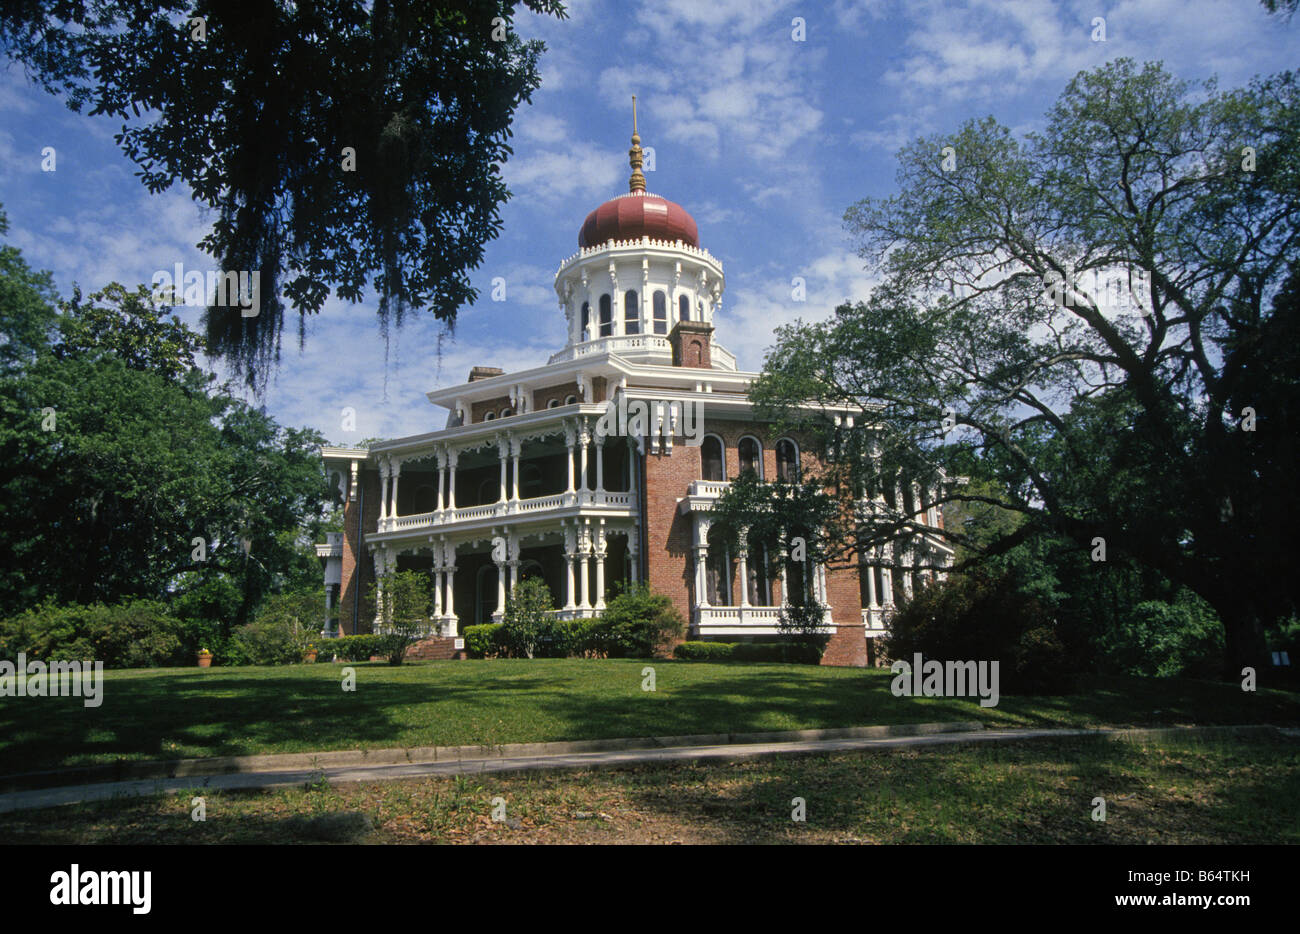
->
[[673, 641, 824, 664], [464, 623, 507, 659]]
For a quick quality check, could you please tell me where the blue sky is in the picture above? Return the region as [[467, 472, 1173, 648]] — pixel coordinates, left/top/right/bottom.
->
[[0, 0, 1294, 444]]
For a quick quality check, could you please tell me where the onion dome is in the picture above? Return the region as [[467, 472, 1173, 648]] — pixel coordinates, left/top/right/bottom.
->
[[578, 96, 700, 249]]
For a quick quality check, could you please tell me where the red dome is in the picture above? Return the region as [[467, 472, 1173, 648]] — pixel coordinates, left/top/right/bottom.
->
[[579, 191, 699, 249]]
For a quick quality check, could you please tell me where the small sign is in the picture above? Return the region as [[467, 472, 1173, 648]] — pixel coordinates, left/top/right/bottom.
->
[[454, 638, 465, 650]]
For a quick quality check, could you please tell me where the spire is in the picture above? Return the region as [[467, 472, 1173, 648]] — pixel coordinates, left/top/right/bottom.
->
[[628, 94, 646, 193]]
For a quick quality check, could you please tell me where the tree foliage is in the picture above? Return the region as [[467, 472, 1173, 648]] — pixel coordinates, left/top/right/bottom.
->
[[0, 0, 568, 386], [740, 60, 1299, 675]]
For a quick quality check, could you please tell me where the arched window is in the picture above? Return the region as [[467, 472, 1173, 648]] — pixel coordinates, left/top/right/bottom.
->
[[679, 294, 689, 321], [565, 394, 578, 406], [776, 439, 799, 481], [580, 301, 590, 337], [547, 398, 560, 409], [499, 408, 512, 419], [599, 294, 612, 337], [701, 435, 725, 482], [653, 291, 667, 334], [483, 411, 495, 421], [624, 290, 639, 335], [738, 436, 762, 478]]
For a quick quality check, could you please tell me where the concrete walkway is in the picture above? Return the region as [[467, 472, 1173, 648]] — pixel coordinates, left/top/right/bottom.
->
[[0, 723, 1283, 814]]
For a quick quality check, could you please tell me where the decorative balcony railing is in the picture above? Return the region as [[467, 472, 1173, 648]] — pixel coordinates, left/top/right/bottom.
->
[[378, 489, 637, 534]]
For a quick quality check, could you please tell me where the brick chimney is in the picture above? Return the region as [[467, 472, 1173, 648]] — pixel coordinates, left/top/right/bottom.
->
[[468, 366, 504, 382], [669, 321, 713, 369]]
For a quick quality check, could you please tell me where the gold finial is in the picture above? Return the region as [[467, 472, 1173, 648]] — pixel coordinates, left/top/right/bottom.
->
[[628, 94, 646, 193]]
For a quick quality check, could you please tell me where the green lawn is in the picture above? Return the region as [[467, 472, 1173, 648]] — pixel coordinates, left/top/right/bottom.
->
[[2, 659, 1298, 775], [3, 732, 1296, 844]]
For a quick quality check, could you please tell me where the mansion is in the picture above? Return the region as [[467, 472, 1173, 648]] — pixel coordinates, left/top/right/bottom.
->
[[316, 116, 952, 666]]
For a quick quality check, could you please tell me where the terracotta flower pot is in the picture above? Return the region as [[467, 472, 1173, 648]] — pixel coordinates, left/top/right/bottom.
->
[[197, 654, 213, 668], [304, 651, 318, 664]]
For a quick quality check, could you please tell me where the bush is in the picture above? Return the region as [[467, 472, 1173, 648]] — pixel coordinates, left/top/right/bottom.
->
[[0, 598, 187, 669], [226, 589, 324, 665], [732, 642, 825, 664], [1094, 593, 1224, 679], [674, 641, 735, 660], [501, 577, 555, 658], [884, 569, 1079, 694], [317, 634, 388, 661], [464, 623, 507, 659], [547, 619, 610, 658], [599, 584, 686, 657]]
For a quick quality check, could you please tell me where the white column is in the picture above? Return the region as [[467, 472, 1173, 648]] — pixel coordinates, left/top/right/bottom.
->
[[390, 459, 401, 519], [695, 517, 711, 610], [628, 525, 639, 585], [565, 426, 576, 494], [494, 549, 506, 622], [594, 521, 607, 611], [443, 544, 458, 636], [510, 437, 521, 502], [595, 436, 605, 493], [563, 525, 577, 612], [447, 450, 458, 510], [373, 549, 386, 628], [779, 541, 790, 607], [379, 462, 390, 521], [578, 425, 590, 493], [497, 436, 508, 503], [866, 555, 878, 608], [738, 530, 751, 609], [579, 523, 592, 611], [435, 451, 446, 515], [432, 549, 443, 619]]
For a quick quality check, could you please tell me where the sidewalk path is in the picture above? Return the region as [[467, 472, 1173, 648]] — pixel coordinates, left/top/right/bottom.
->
[[0, 723, 1284, 814]]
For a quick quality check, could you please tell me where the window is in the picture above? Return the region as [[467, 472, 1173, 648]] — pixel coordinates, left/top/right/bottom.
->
[[599, 294, 612, 336], [624, 290, 639, 335], [499, 408, 512, 419], [679, 294, 689, 321], [580, 301, 590, 337], [548, 399, 559, 409], [565, 394, 578, 406], [738, 436, 762, 477], [653, 291, 667, 334], [483, 411, 495, 421], [701, 435, 725, 482], [748, 539, 772, 607], [776, 439, 799, 481]]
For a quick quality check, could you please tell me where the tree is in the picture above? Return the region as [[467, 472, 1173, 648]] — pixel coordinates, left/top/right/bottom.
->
[[743, 60, 1299, 676], [0, 1, 568, 386], [0, 258, 331, 625], [501, 576, 554, 659], [366, 569, 432, 665], [0, 206, 58, 376]]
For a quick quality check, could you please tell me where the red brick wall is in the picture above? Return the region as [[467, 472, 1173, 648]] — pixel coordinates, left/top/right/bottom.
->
[[643, 441, 700, 629], [338, 467, 381, 636], [821, 624, 867, 667], [471, 396, 513, 423], [534, 381, 582, 410]]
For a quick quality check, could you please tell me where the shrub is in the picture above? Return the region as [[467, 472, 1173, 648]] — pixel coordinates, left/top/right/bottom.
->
[[0, 598, 187, 669], [732, 642, 825, 664], [228, 589, 324, 665], [1094, 593, 1225, 679], [599, 583, 686, 657], [366, 570, 432, 665], [318, 634, 388, 661], [464, 623, 506, 659], [674, 641, 735, 660], [502, 578, 555, 659], [884, 569, 1079, 694]]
